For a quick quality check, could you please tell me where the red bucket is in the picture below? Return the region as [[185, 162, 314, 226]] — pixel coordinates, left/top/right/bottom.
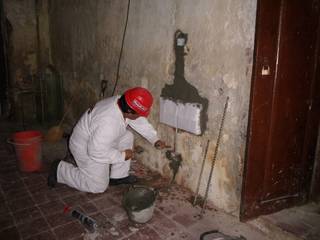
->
[[9, 130, 43, 172]]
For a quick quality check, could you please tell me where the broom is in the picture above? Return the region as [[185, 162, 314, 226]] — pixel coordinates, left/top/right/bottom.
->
[[45, 85, 79, 143], [45, 80, 106, 143]]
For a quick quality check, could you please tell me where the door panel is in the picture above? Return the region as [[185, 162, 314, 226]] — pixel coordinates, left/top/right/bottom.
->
[[241, 0, 320, 220]]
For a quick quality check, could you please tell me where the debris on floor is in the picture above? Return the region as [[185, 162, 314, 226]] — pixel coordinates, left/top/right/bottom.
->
[[0, 122, 284, 240]]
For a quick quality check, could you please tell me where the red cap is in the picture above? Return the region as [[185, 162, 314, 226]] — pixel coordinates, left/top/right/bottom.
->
[[124, 87, 153, 117]]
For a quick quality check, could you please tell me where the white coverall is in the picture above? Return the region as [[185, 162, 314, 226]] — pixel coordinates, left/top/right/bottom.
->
[[57, 96, 159, 193]]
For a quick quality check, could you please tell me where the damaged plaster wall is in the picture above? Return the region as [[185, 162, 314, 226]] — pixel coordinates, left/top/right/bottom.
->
[[3, 0, 38, 121], [3, 0, 51, 121], [3, 0, 38, 87], [48, 0, 257, 214], [48, 1, 130, 123]]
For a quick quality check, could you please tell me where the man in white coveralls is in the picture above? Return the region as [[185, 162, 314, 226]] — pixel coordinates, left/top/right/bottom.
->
[[48, 87, 168, 193]]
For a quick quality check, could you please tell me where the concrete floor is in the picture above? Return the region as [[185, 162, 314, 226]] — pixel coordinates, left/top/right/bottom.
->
[[252, 202, 320, 240], [0, 120, 316, 240]]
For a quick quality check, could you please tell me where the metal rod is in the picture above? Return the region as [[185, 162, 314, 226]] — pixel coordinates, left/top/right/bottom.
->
[[260, 193, 299, 204], [173, 107, 179, 152], [201, 96, 229, 215], [193, 139, 210, 206]]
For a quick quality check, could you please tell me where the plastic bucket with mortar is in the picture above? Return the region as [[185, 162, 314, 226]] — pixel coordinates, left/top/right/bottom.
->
[[8, 130, 43, 172], [123, 185, 158, 223]]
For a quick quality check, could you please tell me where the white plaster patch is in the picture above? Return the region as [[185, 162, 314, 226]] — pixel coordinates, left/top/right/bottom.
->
[[159, 97, 203, 135], [223, 73, 238, 89]]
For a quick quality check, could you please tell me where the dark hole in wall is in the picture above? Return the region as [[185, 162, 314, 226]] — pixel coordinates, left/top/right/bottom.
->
[[161, 30, 208, 134]]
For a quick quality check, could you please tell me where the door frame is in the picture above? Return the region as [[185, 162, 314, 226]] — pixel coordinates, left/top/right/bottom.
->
[[310, 18, 320, 200], [240, 0, 320, 221]]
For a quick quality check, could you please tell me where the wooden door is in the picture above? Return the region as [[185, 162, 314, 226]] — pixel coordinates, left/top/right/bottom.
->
[[241, 0, 320, 221]]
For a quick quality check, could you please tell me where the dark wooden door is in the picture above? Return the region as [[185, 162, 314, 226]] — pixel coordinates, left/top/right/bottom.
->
[[241, 0, 320, 221]]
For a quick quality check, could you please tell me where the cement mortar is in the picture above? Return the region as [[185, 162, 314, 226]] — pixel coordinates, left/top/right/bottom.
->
[[161, 30, 209, 134], [123, 186, 157, 223]]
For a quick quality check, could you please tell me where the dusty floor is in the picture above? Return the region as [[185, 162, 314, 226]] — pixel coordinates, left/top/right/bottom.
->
[[0, 120, 314, 240], [253, 202, 320, 240]]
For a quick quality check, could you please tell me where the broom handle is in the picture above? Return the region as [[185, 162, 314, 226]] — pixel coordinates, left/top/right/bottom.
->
[[193, 139, 210, 206], [58, 83, 81, 127]]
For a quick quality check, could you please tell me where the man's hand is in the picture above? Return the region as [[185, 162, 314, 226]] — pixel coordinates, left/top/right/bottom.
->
[[124, 149, 134, 160], [154, 140, 171, 150]]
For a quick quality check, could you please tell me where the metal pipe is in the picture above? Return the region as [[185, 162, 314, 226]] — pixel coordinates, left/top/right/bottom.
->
[[193, 139, 210, 206], [173, 106, 179, 152]]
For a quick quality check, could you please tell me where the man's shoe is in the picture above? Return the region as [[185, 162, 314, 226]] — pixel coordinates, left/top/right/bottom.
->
[[109, 175, 137, 186], [47, 159, 61, 188]]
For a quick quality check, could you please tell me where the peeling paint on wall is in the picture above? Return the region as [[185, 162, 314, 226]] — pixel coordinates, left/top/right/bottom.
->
[[4, 0, 38, 88]]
